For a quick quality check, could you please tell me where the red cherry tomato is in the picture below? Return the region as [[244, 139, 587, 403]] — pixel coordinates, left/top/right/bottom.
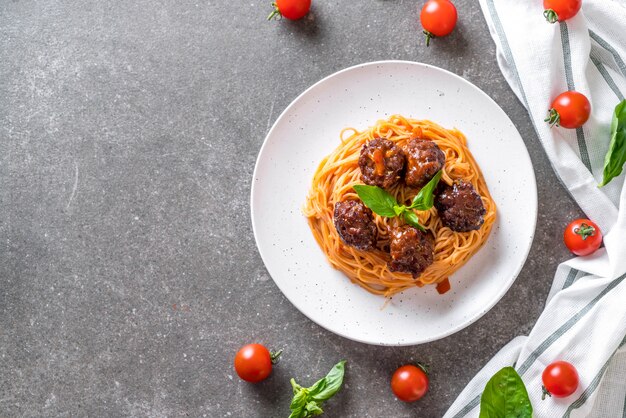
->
[[268, 0, 311, 21], [543, 0, 582, 23], [542, 361, 579, 398], [391, 364, 429, 402], [420, 0, 458, 47], [564, 218, 602, 256], [546, 91, 591, 129], [234, 344, 280, 383]]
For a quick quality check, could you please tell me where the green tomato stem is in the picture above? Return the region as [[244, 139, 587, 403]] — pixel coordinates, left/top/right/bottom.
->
[[574, 223, 596, 240], [423, 30, 435, 47], [416, 362, 430, 376], [267, 2, 281, 21], [545, 108, 560, 128], [270, 348, 283, 364], [543, 9, 559, 23]]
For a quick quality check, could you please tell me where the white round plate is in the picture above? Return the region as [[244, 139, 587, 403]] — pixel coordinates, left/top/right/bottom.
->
[[251, 61, 537, 346]]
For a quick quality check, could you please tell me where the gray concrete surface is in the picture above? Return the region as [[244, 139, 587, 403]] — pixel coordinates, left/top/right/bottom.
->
[[0, 1, 582, 417]]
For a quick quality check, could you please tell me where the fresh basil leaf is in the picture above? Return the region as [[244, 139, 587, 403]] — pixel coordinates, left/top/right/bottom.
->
[[289, 380, 308, 418], [291, 378, 304, 394], [600, 100, 626, 187], [288, 361, 346, 418], [353, 185, 398, 217], [393, 205, 406, 216], [403, 211, 426, 232], [410, 170, 443, 210], [305, 401, 324, 416], [310, 360, 346, 402], [306, 377, 327, 397], [479, 367, 532, 418]]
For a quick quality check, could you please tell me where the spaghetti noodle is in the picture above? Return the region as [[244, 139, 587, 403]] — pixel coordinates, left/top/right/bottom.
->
[[303, 115, 496, 297]]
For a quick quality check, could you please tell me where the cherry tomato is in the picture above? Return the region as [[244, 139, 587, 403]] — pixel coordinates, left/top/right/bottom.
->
[[391, 364, 429, 402], [268, 0, 311, 21], [542, 361, 579, 398], [564, 218, 602, 256], [234, 344, 281, 383], [545, 91, 591, 129], [543, 0, 582, 23], [420, 0, 458, 47]]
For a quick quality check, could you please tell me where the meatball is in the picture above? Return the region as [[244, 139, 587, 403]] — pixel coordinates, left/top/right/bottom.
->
[[435, 181, 486, 232], [333, 200, 378, 251], [388, 225, 434, 278], [403, 139, 445, 188], [358, 138, 405, 189]]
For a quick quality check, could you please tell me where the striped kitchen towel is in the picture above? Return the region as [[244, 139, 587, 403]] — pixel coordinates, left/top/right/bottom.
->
[[444, 0, 626, 417]]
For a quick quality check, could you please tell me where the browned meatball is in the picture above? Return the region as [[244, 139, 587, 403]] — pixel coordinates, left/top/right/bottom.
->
[[358, 138, 405, 189], [333, 200, 378, 250], [435, 181, 486, 232], [404, 139, 445, 188], [388, 225, 434, 278]]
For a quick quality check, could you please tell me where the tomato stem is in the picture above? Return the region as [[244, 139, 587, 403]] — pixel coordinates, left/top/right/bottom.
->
[[541, 385, 552, 400], [574, 223, 596, 240], [270, 349, 283, 364], [543, 9, 559, 24], [423, 30, 435, 47], [416, 362, 429, 376], [545, 108, 560, 128], [267, 2, 282, 21]]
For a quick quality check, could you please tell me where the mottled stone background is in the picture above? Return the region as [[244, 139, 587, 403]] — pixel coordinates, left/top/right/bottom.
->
[[0, 1, 581, 416]]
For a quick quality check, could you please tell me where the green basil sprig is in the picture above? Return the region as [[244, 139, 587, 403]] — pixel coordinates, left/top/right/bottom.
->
[[353, 171, 442, 231], [479, 367, 532, 418], [600, 99, 626, 187], [289, 360, 346, 418]]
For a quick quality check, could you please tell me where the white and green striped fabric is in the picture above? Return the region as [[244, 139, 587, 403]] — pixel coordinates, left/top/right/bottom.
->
[[444, 1, 626, 417]]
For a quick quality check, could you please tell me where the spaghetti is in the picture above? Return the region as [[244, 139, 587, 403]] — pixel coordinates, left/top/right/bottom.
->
[[303, 115, 496, 297]]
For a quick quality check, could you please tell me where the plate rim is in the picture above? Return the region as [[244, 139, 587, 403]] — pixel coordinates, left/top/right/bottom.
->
[[250, 60, 538, 346]]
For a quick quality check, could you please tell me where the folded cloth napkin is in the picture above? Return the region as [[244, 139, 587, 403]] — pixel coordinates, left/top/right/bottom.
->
[[444, 1, 626, 417]]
